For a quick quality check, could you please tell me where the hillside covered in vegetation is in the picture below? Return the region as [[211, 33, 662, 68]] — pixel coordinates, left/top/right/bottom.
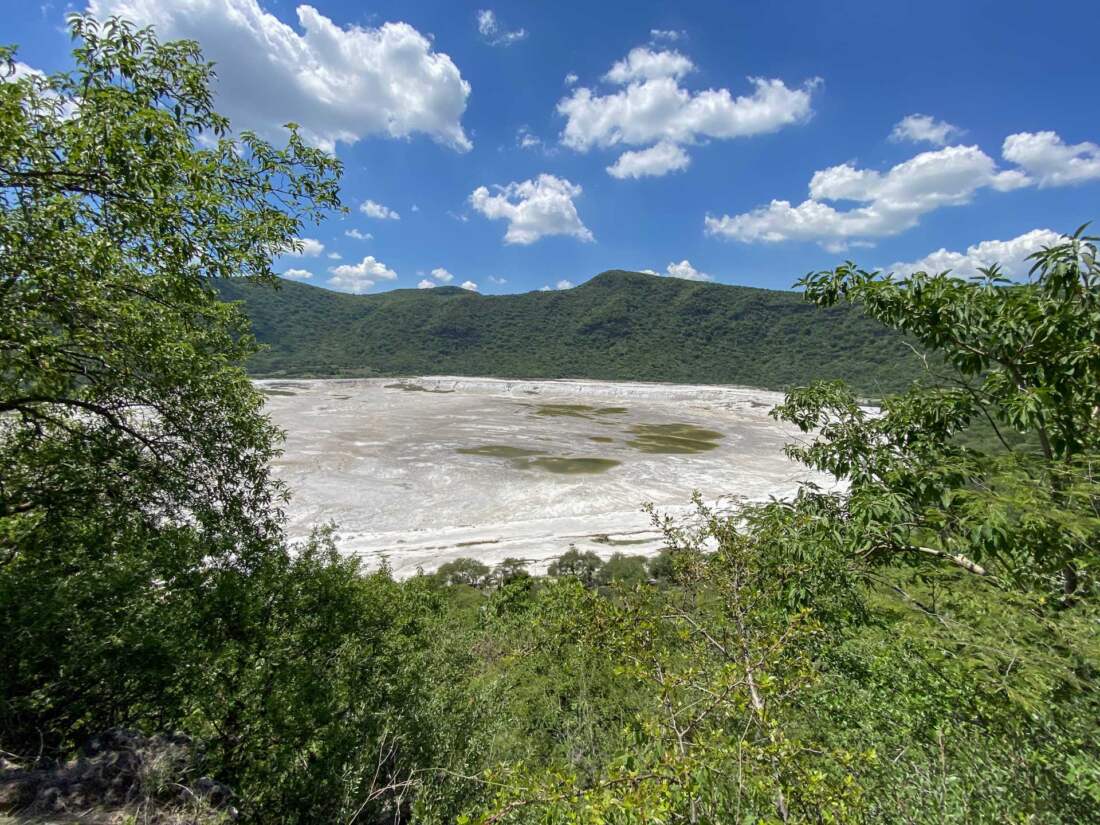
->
[[219, 272, 925, 395]]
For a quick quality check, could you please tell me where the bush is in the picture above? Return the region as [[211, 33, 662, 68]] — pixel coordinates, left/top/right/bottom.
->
[[434, 557, 492, 588], [595, 553, 649, 587], [547, 547, 604, 586]]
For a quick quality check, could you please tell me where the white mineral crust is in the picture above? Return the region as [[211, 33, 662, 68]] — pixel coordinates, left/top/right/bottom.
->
[[260, 377, 835, 577]]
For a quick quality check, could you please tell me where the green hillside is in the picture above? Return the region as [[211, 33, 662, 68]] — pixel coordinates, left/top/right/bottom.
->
[[220, 270, 925, 395]]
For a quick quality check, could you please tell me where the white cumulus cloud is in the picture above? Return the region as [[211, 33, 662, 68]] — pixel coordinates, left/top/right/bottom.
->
[[11, 61, 45, 81], [1001, 131, 1100, 187], [417, 279, 435, 289], [887, 229, 1064, 279], [706, 130, 1099, 246], [281, 267, 313, 279], [87, 0, 472, 152], [561, 66, 815, 150], [649, 28, 685, 42], [564, 72, 579, 86], [460, 280, 478, 291], [283, 236, 324, 257], [558, 47, 817, 179], [706, 143, 1034, 245], [469, 174, 594, 245], [361, 200, 400, 220], [604, 47, 694, 84], [476, 9, 527, 46], [328, 255, 397, 294], [517, 126, 542, 150], [430, 267, 454, 283], [607, 140, 690, 179], [664, 260, 712, 281], [344, 229, 373, 240], [890, 114, 964, 146], [555, 279, 574, 289], [327, 252, 342, 260]]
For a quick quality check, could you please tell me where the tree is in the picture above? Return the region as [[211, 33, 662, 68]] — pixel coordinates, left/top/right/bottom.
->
[[595, 552, 648, 587], [645, 548, 676, 583], [780, 229, 1099, 596], [435, 557, 492, 588], [548, 547, 604, 587], [0, 14, 340, 754], [495, 556, 531, 586]]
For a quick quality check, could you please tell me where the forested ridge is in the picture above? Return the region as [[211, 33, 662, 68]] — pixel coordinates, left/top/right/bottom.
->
[[219, 272, 924, 396], [1, 17, 1098, 825]]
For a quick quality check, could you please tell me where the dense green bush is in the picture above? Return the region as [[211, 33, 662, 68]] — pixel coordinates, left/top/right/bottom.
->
[[595, 552, 649, 587], [548, 547, 605, 586], [434, 556, 493, 587]]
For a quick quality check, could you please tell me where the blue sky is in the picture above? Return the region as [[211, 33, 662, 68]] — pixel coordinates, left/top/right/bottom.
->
[[9, 0, 1100, 294]]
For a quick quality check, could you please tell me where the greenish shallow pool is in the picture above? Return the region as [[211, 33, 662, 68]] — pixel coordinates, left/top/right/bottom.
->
[[457, 445, 548, 459], [531, 403, 629, 419], [385, 382, 454, 393], [626, 422, 724, 454], [457, 445, 621, 474], [528, 457, 621, 474]]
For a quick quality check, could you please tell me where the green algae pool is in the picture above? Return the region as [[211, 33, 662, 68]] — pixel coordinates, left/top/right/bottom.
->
[[385, 382, 454, 393], [528, 456, 621, 474], [626, 422, 724, 454], [457, 445, 620, 474], [456, 445, 548, 459], [531, 403, 629, 419]]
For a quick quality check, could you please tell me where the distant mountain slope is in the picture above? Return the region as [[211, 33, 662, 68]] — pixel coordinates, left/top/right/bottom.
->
[[218, 270, 925, 395]]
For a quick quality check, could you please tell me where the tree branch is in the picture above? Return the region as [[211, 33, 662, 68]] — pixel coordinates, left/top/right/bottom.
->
[[911, 545, 987, 576]]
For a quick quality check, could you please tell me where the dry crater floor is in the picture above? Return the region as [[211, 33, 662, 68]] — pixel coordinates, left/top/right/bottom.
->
[[261, 377, 832, 576]]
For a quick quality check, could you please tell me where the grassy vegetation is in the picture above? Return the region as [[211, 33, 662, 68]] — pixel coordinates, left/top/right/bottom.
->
[[218, 272, 927, 396]]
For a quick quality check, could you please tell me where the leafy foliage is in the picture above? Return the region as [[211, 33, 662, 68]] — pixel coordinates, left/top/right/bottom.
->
[[0, 17, 421, 824], [548, 547, 605, 587], [782, 230, 1100, 592], [435, 556, 492, 587], [595, 553, 649, 587], [0, 14, 325, 748]]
